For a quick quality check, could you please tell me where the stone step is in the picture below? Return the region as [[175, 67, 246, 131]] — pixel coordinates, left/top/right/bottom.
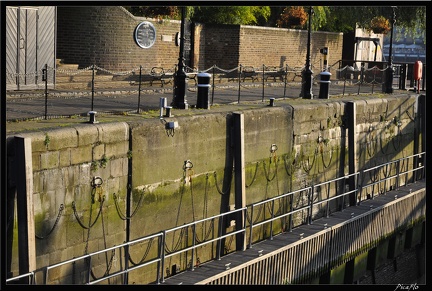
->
[[56, 63, 80, 70]]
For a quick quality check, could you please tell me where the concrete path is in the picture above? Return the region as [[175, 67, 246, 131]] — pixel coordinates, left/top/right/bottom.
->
[[5, 82, 418, 121]]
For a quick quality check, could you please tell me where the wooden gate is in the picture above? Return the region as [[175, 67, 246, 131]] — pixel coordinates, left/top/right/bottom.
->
[[5, 6, 56, 90]]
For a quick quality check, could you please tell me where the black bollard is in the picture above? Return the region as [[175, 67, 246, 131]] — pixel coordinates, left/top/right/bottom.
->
[[196, 72, 212, 109], [88, 111, 98, 124], [318, 71, 331, 99]]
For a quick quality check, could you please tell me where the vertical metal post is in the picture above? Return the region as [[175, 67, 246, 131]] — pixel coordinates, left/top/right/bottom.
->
[[358, 63, 364, 95], [262, 64, 265, 101], [248, 206, 254, 248], [43, 64, 48, 120], [308, 186, 314, 224], [91, 64, 95, 111], [414, 95, 425, 181], [237, 65, 242, 103], [347, 102, 357, 206], [211, 65, 215, 105], [283, 64, 288, 98], [159, 231, 166, 283], [300, 6, 314, 99], [137, 65, 142, 113], [190, 224, 196, 271], [384, 7, 397, 93], [171, 6, 189, 109]]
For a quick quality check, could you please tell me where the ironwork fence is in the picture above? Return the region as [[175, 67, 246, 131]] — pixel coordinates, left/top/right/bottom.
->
[[6, 151, 425, 285], [6, 61, 426, 122]]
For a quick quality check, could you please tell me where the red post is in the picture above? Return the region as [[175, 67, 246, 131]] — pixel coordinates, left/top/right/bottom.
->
[[413, 61, 422, 93]]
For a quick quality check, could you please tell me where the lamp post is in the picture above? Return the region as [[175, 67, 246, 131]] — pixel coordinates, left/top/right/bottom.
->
[[300, 6, 314, 99], [171, 6, 189, 109], [384, 6, 396, 94]]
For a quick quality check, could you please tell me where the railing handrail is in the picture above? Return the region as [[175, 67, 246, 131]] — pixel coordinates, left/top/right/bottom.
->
[[6, 151, 425, 285]]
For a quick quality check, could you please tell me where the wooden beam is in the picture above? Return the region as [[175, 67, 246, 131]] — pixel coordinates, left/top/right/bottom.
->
[[233, 112, 246, 251], [15, 136, 36, 280]]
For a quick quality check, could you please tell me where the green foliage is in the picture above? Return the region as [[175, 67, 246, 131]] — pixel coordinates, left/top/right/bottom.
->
[[123, 5, 425, 41], [276, 6, 308, 29], [100, 155, 109, 168], [323, 6, 425, 41], [124, 6, 180, 19], [190, 6, 270, 25], [44, 133, 51, 147]]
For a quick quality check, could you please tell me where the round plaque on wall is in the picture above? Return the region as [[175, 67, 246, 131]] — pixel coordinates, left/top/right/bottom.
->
[[134, 21, 156, 49]]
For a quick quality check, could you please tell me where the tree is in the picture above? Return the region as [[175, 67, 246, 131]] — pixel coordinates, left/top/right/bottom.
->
[[276, 6, 308, 29], [322, 6, 426, 41], [124, 5, 425, 42], [124, 6, 180, 19], [190, 6, 270, 25]]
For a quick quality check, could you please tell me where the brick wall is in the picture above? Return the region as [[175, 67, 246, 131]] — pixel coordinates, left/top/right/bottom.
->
[[239, 25, 343, 70], [57, 6, 180, 71], [201, 24, 241, 70], [56, 6, 344, 73]]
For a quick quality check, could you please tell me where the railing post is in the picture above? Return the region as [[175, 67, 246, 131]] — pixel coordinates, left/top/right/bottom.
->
[[283, 64, 288, 98], [159, 230, 166, 283], [288, 193, 294, 232], [358, 62, 365, 95], [308, 185, 314, 225], [262, 64, 265, 102], [248, 205, 254, 248], [137, 65, 142, 113], [217, 215, 224, 260], [399, 63, 407, 90], [91, 64, 95, 111], [43, 64, 48, 120], [190, 224, 196, 271], [396, 159, 400, 190], [86, 256, 92, 284], [238, 65, 242, 103], [211, 65, 215, 105], [357, 171, 364, 206], [123, 243, 129, 285], [270, 199, 275, 240], [347, 101, 358, 206]]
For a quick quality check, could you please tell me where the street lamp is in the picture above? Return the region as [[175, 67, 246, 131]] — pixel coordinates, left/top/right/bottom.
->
[[384, 6, 396, 94], [171, 6, 189, 109], [300, 6, 314, 99]]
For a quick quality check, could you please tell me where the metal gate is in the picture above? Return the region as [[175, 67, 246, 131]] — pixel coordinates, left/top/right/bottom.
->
[[6, 6, 56, 90]]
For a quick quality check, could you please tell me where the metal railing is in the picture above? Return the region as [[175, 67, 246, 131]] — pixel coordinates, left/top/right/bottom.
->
[[6, 60, 426, 122], [6, 151, 425, 285]]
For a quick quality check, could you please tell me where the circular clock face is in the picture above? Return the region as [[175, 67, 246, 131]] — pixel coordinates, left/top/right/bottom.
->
[[134, 21, 156, 49]]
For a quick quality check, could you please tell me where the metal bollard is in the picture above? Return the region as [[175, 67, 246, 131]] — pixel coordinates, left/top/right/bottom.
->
[[88, 111, 98, 123], [165, 106, 172, 117], [269, 98, 275, 107], [318, 71, 331, 99], [196, 72, 212, 109]]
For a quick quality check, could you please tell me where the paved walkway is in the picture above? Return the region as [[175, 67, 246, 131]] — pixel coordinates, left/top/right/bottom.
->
[[5, 82, 419, 121]]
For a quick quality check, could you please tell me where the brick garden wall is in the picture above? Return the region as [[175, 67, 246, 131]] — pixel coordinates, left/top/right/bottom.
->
[[239, 25, 343, 70], [56, 6, 344, 73], [56, 6, 181, 71]]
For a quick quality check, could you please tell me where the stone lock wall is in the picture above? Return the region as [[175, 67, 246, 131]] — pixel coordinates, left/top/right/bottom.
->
[[6, 95, 420, 284]]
